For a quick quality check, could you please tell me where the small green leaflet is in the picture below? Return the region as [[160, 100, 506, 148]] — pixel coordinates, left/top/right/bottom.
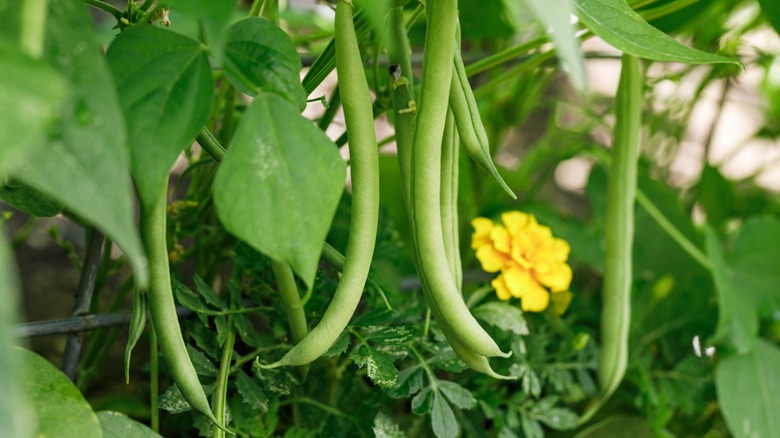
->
[[235, 370, 270, 413], [349, 343, 399, 388], [574, 0, 740, 65]]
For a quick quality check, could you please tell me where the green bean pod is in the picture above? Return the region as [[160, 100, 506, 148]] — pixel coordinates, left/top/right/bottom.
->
[[449, 49, 515, 199], [271, 261, 309, 344], [257, 0, 379, 369], [140, 183, 226, 432], [124, 286, 146, 383], [440, 110, 462, 291], [410, 0, 508, 359], [599, 54, 642, 399]]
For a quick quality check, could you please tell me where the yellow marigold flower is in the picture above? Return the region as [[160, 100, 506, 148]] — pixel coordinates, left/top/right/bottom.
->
[[471, 211, 573, 314]]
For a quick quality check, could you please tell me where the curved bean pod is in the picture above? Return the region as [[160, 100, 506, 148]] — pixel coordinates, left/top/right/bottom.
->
[[449, 49, 515, 199], [410, 0, 509, 359], [140, 183, 227, 432], [599, 54, 642, 399], [257, 0, 379, 368], [440, 110, 462, 290]]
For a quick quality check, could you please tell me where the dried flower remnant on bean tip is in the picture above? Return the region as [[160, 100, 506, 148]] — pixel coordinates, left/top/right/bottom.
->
[[471, 212, 573, 315]]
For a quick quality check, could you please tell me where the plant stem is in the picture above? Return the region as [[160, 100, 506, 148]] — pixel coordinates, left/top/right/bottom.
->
[[271, 261, 309, 344], [249, 0, 265, 17], [84, 0, 123, 20], [635, 189, 710, 269], [20, 0, 48, 59], [213, 316, 235, 438], [150, 324, 160, 433], [197, 128, 227, 162]]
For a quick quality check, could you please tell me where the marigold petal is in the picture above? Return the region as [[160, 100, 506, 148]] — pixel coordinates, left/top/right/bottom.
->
[[520, 286, 549, 312], [491, 275, 512, 301], [490, 225, 511, 254], [550, 238, 571, 262], [510, 240, 533, 269], [475, 245, 508, 273], [501, 211, 531, 236], [503, 266, 546, 299], [471, 217, 494, 249], [534, 262, 572, 292]]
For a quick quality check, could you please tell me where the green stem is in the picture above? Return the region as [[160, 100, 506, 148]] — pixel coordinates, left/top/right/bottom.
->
[[84, 0, 123, 21], [149, 324, 160, 433], [279, 397, 355, 421], [220, 86, 237, 146], [213, 317, 236, 438], [197, 127, 227, 162], [20, 0, 48, 59], [229, 345, 289, 374], [249, 0, 265, 17], [465, 37, 547, 77], [271, 261, 309, 344], [635, 189, 710, 269]]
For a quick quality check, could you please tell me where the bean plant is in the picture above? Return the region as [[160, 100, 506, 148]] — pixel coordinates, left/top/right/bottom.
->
[[1, 0, 779, 437]]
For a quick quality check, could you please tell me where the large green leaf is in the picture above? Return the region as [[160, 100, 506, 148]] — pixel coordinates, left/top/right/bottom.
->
[[19, 347, 103, 437], [97, 411, 161, 438], [0, 42, 67, 174], [0, 234, 26, 437], [573, 0, 739, 65], [524, 0, 587, 91], [758, 0, 780, 37], [0, 180, 62, 217], [166, 0, 235, 50], [106, 25, 213, 207], [214, 93, 346, 289], [705, 228, 757, 354], [11, 0, 147, 286], [221, 17, 307, 109], [728, 217, 780, 317], [716, 340, 780, 438]]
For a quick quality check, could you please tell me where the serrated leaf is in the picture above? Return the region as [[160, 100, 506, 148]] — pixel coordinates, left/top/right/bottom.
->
[[325, 331, 351, 357], [411, 386, 433, 415], [186, 345, 219, 377], [193, 275, 226, 310], [350, 344, 399, 388], [352, 309, 401, 327], [159, 385, 192, 414], [12, 0, 147, 286], [221, 17, 306, 109], [253, 363, 299, 396], [386, 367, 424, 399], [373, 411, 406, 438], [98, 411, 161, 438], [236, 370, 269, 413], [214, 93, 346, 289], [106, 25, 213, 208], [18, 348, 103, 437], [438, 381, 476, 410], [172, 279, 209, 319], [706, 228, 757, 353], [716, 340, 780, 438], [365, 325, 419, 346], [431, 391, 458, 438], [535, 407, 579, 430], [473, 301, 529, 335], [574, 0, 740, 65], [0, 41, 67, 175], [234, 313, 263, 347]]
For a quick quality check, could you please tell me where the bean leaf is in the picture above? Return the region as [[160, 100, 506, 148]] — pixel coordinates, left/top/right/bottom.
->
[[11, 0, 148, 286], [236, 370, 270, 413], [473, 301, 529, 335], [574, 0, 740, 65], [716, 340, 780, 438], [221, 17, 307, 109], [349, 343, 399, 388], [106, 25, 213, 208], [438, 380, 476, 410], [98, 411, 161, 438], [214, 93, 346, 289], [431, 391, 458, 438]]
